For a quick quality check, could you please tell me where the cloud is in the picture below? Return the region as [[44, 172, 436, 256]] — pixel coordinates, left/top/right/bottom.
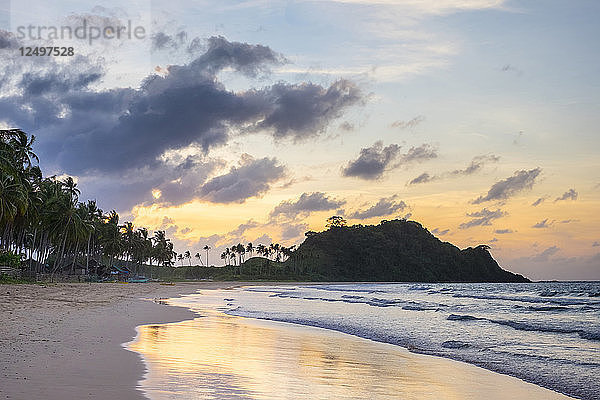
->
[[76, 155, 223, 212], [1, 36, 363, 210], [560, 219, 578, 224], [431, 228, 449, 236], [494, 229, 513, 234], [408, 154, 499, 185], [199, 155, 286, 203], [593, 241, 599, 247], [226, 219, 261, 238], [459, 208, 507, 229], [472, 168, 541, 204], [348, 195, 407, 219], [530, 246, 560, 262], [342, 141, 401, 180], [531, 197, 546, 207], [409, 172, 433, 185], [342, 141, 436, 180], [452, 154, 500, 176], [390, 115, 425, 130], [400, 144, 437, 163], [270, 192, 346, 219], [253, 79, 363, 141], [532, 219, 552, 229], [554, 189, 578, 202], [281, 223, 310, 240]]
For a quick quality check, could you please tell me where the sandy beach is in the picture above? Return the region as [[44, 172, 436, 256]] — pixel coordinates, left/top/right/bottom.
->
[[1, 282, 579, 400], [0, 282, 231, 399]]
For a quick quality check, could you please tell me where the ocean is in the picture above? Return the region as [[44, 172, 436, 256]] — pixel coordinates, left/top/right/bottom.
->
[[137, 282, 599, 399]]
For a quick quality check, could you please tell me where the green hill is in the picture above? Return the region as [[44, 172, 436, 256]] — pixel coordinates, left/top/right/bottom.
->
[[280, 219, 529, 282]]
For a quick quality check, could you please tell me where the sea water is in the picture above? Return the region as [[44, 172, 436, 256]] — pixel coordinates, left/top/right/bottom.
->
[[206, 282, 600, 400]]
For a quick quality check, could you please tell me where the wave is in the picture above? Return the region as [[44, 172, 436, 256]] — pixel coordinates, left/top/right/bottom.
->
[[447, 314, 484, 321], [441, 340, 470, 349], [447, 313, 600, 342], [452, 292, 600, 306], [526, 305, 571, 312]]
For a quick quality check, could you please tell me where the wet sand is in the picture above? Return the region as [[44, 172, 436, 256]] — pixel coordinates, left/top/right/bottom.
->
[[1, 283, 577, 399], [0, 282, 234, 399], [132, 289, 577, 400]]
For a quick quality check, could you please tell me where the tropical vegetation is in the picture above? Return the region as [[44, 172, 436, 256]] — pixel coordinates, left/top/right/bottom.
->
[[0, 129, 178, 279]]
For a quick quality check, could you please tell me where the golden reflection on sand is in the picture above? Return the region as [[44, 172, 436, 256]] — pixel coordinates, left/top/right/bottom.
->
[[129, 300, 573, 400]]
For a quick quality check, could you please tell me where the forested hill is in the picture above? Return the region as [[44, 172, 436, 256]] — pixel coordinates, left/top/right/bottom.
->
[[286, 219, 529, 282]]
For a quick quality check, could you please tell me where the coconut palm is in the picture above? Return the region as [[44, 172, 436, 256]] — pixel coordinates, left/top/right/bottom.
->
[[195, 252, 203, 266], [203, 244, 211, 267]]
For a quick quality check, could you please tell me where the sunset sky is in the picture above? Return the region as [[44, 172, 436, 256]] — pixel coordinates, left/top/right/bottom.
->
[[1, 0, 598, 279]]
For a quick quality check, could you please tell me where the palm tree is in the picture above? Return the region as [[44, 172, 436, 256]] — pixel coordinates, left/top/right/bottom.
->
[[0, 129, 185, 279], [195, 252, 203, 266], [184, 250, 191, 266], [177, 253, 184, 266], [246, 242, 253, 258], [203, 245, 211, 267]]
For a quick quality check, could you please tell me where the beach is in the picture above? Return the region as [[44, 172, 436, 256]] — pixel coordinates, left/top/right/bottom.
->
[[1, 282, 583, 400], [0, 282, 224, 399]]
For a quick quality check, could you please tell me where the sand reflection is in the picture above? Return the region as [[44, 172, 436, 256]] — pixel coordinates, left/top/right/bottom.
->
[[129, 295, 572, 400]]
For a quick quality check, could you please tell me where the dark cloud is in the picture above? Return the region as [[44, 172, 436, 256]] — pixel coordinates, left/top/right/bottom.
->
[[494, 229, 513, 234], [1, 36, 363, 210], [555, 189, 578, 202], [348, 195, 407, 220], [342, 141, 436, 180], [153, 156, 225, 206], [409, 172, 432, 185], [408, 154, 499, 185], [472, 168, 541, 204], [342, 141, 401, 180], [253, 79, 363, 141], [391, 115, 425, 130], [191, 36, 287, 77], [531, 197, 546, 207], [431, 228, 449, 236], [593, 241, 599, 247], [532, 219, 552, 229], [270, 192, 345, 219], [560, 219, 578, 224], [459, 208, 507, 229], [76, 155, 223, 212], [199, 155, 286, 203]]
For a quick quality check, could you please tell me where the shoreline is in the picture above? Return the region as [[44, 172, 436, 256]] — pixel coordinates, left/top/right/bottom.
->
[[0, 282, 241, 399], [131, 288, 577, 400], [1, 282, 582, 399]]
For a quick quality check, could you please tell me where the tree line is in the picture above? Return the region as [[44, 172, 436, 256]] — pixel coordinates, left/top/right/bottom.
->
[[0, 129, 179, 277]]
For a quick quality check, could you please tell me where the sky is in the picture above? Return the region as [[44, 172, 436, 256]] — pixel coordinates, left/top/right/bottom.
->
[[0, 0, 598, 280]]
